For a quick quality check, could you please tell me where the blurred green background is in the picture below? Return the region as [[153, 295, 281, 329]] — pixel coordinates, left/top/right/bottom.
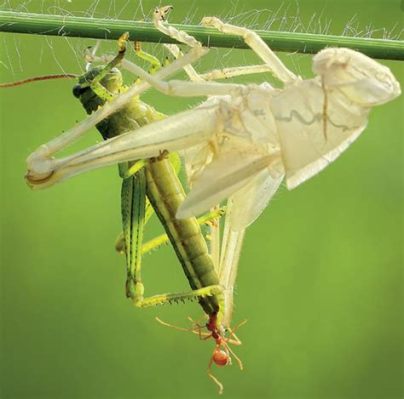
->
[[0, 1, 403, 398]]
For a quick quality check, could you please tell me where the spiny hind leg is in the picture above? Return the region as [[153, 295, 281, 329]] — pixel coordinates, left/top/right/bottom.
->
[[132, 284, 223, 308], [121, 169, 147, 300]]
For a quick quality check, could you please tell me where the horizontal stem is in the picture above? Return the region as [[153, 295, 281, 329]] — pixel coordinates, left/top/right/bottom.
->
[[0, 11, 403, 60]]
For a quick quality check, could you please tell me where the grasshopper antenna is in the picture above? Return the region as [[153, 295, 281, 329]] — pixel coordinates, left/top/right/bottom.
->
[[0, 74, 78, 88]]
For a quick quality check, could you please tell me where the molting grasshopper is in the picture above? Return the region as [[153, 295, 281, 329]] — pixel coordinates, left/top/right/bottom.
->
[[1, 28, 244, 393]]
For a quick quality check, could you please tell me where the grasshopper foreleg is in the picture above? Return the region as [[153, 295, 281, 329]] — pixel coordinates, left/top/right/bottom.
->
[[134, 41, 162, 75]]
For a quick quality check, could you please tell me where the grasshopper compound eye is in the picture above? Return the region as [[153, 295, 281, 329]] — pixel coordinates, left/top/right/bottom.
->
[[72, 84, 89, 98], [213, 348, 230, 366]]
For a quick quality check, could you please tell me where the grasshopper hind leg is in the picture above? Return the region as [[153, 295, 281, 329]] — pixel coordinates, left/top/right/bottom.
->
[[132, 284, 223, 308]]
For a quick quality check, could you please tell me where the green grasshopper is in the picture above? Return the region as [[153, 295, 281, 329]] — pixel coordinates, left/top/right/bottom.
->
[[1, 32, 243, 394], [76, 38, 246, 393], [72, 34, 222, 314]]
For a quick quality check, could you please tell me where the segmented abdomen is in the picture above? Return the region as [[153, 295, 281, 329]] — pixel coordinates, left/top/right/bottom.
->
[[145, 156, 221, 316]]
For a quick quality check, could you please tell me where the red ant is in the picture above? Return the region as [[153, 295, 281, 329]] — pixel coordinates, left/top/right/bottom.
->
[[156, 312, 246, 394]]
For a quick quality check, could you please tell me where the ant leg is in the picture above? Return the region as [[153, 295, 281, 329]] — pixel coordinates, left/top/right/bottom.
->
[[207, 357, 224, 395], [223, 341, 243, 370], [227, 319, 248, 343]]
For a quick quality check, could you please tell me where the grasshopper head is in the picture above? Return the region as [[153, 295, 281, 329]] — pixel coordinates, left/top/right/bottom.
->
[[72, 66, 123, 114], [313, 47, 401, 106]]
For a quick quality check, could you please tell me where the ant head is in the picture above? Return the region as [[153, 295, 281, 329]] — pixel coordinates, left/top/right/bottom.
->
[[313, 47, 401, 106]]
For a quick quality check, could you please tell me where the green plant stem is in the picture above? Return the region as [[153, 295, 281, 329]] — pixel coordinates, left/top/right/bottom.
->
[[0, 11, 403, 60]]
